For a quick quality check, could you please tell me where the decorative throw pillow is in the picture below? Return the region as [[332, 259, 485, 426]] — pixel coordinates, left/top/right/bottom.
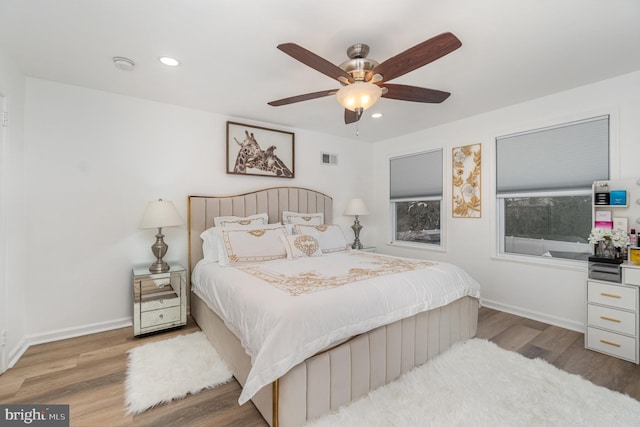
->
[[293, 224, 350, 253], [218, 225, 288, 266], [282, 211, 324, 225], [214, 213, 268, 228], [200, 221, 280, 262], [280, 234, 323, 259]]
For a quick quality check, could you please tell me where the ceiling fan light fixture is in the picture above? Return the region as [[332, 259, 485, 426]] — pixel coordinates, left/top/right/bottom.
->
[[336, 82, 382, 112]]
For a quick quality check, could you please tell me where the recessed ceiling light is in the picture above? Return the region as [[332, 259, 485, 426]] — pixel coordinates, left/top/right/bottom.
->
[[371, 112, 383, 118], [113, 57, 135, 71], [159, 56, 180, 67]]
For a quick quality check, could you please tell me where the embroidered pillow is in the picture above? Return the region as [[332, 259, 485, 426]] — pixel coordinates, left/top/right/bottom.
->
[[200, 221, 280, 262], [282, 211, 324, 225], [218, 226, 288, 266], [293, 224, 350, 253], [214, 213, 268, 228], [280, 234, 323, 259]]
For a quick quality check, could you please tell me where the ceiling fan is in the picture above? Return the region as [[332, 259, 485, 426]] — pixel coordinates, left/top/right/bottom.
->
[[268, 32, 462, 124]]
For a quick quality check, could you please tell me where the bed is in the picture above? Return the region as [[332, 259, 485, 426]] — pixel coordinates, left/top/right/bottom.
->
[[188, 187, 480, 427]]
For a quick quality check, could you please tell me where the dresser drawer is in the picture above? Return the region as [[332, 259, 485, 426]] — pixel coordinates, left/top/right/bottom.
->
[[587, 281, 638, 311], [140, 306, 182, 328], [586, 327, 637, 363], [587, 304, 636, 336]]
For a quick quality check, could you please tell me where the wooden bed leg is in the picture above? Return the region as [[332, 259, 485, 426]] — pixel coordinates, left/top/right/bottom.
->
[[272, 379, 279, 427]]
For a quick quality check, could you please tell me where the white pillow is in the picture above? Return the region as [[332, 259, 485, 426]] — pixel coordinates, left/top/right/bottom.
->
[[293, 224, 350, 253], [280, 234, 323, 259], [200, 228, 222, 261], [282, 211, 324, 225], [214, 213, 268, 228], [200, 221, 281, 261], [218, 225, 288, 266]]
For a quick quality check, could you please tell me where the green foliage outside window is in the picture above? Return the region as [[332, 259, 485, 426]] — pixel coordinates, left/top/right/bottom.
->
[[504, 195, 591, 243], [394, 200, 441, 244]]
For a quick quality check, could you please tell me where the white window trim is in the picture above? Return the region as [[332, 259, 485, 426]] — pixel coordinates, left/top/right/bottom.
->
[[492, 108, 619, 268], [388, 147, 446, 251]]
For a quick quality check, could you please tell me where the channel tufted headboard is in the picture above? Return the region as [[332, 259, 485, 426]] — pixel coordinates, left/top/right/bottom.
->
[[188, 187, 333, 274]]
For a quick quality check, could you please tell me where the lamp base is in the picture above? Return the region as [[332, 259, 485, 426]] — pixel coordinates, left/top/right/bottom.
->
[[351, 216, 363, 250], [148, 259, 170, 273], [149, 227, 170, 273]]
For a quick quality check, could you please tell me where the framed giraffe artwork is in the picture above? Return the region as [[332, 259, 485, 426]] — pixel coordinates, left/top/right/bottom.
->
[[226, 121, 295, 178]]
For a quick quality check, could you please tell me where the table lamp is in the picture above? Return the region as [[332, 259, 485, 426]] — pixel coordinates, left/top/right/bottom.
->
[[139, 199, 183, 273], [344, 198, 369, 249]]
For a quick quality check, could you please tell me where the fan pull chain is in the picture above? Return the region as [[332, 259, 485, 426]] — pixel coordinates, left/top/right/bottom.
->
[[356, 122, 359, 137]]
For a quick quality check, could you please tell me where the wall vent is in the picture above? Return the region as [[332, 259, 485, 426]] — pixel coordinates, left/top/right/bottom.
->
[[321, 152, 338, 165]]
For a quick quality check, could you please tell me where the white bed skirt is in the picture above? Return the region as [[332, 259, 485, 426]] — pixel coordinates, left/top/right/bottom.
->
[[191, 292, 479, 427]]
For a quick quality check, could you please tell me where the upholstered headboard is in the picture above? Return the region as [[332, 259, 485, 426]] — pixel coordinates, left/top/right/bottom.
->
[[188, 187, 333, 273]]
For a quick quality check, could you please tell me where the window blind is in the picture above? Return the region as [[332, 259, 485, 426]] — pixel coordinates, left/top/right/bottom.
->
[[496, 115, 609, 194], [390, 149, 443, 200]]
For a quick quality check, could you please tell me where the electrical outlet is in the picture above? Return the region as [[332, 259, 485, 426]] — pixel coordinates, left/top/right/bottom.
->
[[1, 330, 7, 346]]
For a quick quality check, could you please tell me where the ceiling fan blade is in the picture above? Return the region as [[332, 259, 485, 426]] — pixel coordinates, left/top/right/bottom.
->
[[344, 109, 361, 124], [381, 84, 451, 103], [278, 43, 354, 83], [268, 89, 336, 106], [366, 32, 462, 83]]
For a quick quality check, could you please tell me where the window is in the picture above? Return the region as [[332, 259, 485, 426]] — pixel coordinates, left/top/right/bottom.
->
[[496, 115, 610, 261], [390, 149, 443, 246]]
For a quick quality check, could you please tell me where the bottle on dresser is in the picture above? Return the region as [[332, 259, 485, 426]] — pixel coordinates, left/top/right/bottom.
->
[[630, 228, 638, 247]]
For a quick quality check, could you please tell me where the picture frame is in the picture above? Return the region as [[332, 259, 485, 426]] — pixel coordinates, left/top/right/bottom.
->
[[226, 121, 295, 178], [452, 143, 482, 218]]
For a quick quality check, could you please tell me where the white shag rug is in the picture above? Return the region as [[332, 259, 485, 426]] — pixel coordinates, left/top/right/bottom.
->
[[125, 332, 232, 415], [306, 338, 640, 427]]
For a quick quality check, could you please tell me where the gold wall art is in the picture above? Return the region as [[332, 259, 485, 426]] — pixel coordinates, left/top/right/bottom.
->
[[452, 143, 481, 218]]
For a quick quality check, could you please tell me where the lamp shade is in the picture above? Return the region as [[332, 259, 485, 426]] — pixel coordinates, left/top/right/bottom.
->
[[344, 198, 369, 216], [139, 199, 183, 229], [336, 82, 382, 112]]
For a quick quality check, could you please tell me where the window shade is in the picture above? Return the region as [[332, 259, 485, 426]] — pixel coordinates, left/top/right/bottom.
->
[[390, 149, 443, 199], [496, 115, 609, 194]]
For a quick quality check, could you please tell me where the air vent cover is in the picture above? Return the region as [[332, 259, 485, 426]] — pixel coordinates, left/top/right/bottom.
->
[[322, 153, 338, 165]]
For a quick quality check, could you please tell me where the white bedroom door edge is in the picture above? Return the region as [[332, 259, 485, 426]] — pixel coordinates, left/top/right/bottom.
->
[[0, 94, 8, 373]]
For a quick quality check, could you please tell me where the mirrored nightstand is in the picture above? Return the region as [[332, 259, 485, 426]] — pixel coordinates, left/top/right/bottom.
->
[[132, 263, 187, 336]]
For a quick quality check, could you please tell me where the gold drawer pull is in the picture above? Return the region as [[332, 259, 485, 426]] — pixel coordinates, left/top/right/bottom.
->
[[600, 292, 622, 299], [600, 339, 621, 348], [600, 316, 621, 323]]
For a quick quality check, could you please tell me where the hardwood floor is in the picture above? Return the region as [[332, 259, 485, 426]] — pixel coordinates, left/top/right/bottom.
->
[[1, 308, 639, 426]]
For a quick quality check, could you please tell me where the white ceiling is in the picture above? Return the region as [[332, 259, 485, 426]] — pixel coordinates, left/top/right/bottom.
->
[[1, 0, 639, 142]]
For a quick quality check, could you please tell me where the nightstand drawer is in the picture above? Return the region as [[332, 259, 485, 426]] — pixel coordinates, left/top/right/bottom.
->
[[586, 327, 637, 362], [140, 294, 180, 312], [587, 281, 637, 311], [587, 305, 636, 335], [140, 306, 181, 328]]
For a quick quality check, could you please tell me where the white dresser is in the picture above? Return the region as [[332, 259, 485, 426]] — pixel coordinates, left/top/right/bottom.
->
[[585, 263, 640, 363]]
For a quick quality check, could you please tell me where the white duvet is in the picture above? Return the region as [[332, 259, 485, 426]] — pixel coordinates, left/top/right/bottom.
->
[[192, 251, 481, 405]]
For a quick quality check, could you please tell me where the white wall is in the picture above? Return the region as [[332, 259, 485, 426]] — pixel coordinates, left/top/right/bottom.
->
[[16, 69, 640, 353], [371, 71, 640, 331], [0, 48, 27, 370], [23, 78, 371, 342]]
